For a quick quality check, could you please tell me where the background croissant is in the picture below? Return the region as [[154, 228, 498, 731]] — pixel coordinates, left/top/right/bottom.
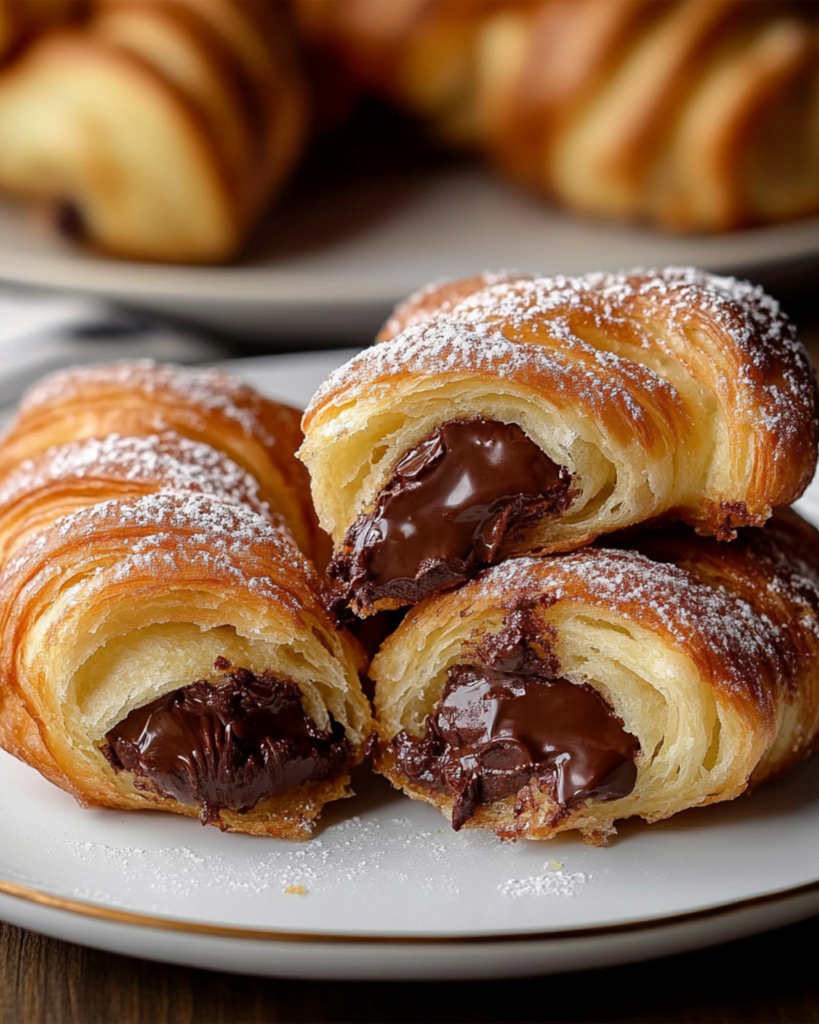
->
[[295, 0, 819, 233], [0, 0, 77, 62], [0, 0, 307, 261]]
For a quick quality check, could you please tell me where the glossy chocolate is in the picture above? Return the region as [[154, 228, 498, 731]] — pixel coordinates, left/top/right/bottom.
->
[[387, 611, 638, 830], [104, 668, 349, 825], [331, 417, 573, 611]]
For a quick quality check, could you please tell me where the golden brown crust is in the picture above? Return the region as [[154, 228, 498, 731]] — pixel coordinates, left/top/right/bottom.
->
[[0, 361, 327, 565], [371, 507, 819, 842], [302, 268, 818, 615], [0, 0, 81, 62], [0, 363, 372, 838]]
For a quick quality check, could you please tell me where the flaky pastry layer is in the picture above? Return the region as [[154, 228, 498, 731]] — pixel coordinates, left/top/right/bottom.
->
[[302, 268, 817, 614], [293, 0, 819, 231], [0, 492, 371, 839], [372, 509, 819, 842], [1, 361, 327, 565], [0, 2, 307, 261]]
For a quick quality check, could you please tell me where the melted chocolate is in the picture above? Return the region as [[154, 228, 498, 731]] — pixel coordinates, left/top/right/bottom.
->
[[386, 611, 638, 830], [104, 668, 350, 826], [331, 418, 573, 611]]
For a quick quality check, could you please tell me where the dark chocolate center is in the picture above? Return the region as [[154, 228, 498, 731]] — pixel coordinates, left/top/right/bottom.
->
[[103, 668, 350, 826], [386, 615, 638, 830], [331, 417, 573, 612]]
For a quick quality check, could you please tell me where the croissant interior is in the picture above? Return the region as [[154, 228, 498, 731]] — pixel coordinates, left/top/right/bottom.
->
[[300, 268, 818, 615], [372, 510, 819, 842], [0, 364, 371, 838]]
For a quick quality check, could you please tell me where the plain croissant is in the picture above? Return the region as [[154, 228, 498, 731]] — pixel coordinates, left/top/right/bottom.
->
[[294, 0, 819, 232]]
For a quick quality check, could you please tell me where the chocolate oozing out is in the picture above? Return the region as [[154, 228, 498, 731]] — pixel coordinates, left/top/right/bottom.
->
[[330, 418, 573, 612], [386, 611, 639, 830], [103, 668, 350, 826]]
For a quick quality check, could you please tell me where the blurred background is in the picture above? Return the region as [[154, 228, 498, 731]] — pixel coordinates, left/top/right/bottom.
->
[[0, 0, 817, 359]]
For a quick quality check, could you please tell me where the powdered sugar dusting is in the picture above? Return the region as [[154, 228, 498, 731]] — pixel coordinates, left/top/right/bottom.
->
[[0, 432, 271, 519], [499, 867, 590, 898], [474, 542, 809, 706], [4, 492, 314, 613], [308, 317, 676, 431], [309, 267, 816, 452], [17, 361, 282, 449], [29, 807, 592, 915]]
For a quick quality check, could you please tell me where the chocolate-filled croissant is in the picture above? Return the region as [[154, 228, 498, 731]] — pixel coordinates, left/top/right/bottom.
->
[[372, 509, 819, 843], [300, 267, 818, 617], [0, 363, 372, 838]]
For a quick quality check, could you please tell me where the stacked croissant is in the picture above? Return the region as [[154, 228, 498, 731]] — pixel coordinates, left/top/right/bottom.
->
[[1, 0, 819, 261], [1, 266, 819, 844]]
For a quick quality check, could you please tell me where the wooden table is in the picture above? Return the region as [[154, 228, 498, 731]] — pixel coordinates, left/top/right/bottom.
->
[[3, 305, 819, 1024], [2, 912, 818, 1023]]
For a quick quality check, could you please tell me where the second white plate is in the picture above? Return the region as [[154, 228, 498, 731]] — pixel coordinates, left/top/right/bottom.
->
[[1, 167, 818, 341]]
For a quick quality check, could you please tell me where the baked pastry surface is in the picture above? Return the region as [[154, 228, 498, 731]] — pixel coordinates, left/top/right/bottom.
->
[[372, 508, 819, 842], [1, 360, 326, 564], [0, 0, 78, 60], [301, 267, 818, 616], [0, 363, 371, 838]]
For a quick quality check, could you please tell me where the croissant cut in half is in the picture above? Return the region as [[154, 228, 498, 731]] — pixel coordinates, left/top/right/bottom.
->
[[372, 509, 819, 843], [300, 267, 818, 617], [0, 363, 371, 838]]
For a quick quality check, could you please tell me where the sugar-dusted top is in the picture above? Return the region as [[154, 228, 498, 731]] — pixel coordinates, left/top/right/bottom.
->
[[306, 306, 679, 429], [15, 361, 289, 450], [456, 508, 819, 705], [466, 548, 780, 706], [307, 266, 817, 462], [2, 492, 318, 616], [0, 432, 270, 518]]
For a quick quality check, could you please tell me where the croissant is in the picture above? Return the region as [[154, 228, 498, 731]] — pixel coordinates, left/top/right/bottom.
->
[[0, 0, 307, 261], [294, 0, 819, 231], [0, 364, 372, 838], [0, 360, 326, 565], [300, 267, 819, 617], [372, 508, 819, 843]]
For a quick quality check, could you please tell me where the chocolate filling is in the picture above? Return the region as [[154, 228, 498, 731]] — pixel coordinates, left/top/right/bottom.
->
[[103, 668, 350, 826], [385, 611, 639, 830], [330, 417, 573, 612]]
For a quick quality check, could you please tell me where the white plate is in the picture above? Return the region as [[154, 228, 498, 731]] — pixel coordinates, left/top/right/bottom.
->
[[2, 351, 819, 980], [1, 166, 818, 341]]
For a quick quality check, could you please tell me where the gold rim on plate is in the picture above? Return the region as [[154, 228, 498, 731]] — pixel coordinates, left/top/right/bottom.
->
[[1, 874, 818, 945]]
